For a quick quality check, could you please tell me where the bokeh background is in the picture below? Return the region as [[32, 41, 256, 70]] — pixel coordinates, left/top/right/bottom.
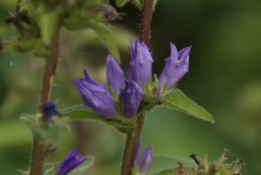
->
[[0, 0, 261, 174]]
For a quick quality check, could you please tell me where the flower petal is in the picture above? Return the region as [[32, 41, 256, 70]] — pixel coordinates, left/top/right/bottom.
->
[[127, 40, 154, 87], [120, 80, 144, 118], [73, 70, 117, 117], [158, 43, 191, 89], [106, 54, 125, 95]]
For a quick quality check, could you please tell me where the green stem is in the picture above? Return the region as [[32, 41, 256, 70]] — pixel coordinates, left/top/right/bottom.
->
[[30, 27, 60, 175]]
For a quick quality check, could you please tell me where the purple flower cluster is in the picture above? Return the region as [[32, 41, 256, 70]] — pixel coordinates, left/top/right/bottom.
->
[[135, 139, 153, 174], [73, 40, 191, 118], [55, 147, 86, 175]]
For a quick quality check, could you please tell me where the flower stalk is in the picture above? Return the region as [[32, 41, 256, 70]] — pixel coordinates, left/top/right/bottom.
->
[[30, 27, 60, 175], [121, 113, 146, 175]]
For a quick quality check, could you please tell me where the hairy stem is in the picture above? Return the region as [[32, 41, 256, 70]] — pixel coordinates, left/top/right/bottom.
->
[[30, 27, 60, 175], [121, 113, 146, 175], [121, 1, 154, 175], [140, 0, 154, 46]]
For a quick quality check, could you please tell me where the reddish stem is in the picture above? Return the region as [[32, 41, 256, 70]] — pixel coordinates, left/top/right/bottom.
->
[[121, 113, 146, 175], [30, 28, 60, 175], [140, 0, 154, 46]]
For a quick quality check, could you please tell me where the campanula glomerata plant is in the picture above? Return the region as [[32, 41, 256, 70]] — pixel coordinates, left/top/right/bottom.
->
[[73, 40, 192, 119], [0, 0, 245, 175]]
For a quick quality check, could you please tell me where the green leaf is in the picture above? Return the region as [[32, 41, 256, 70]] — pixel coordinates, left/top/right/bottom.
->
[[88, 22, 120, 64], [5, 39, 48, 57], [60, 105, 133, 134], [20, 114, 62, 142], [60, 104, 102, 120], [43, 162, 59, 175], [68, 156, 95, 175], [39, 10, 58, 45], [116, 0, 129, 7], [17, 169, 30, 175], [162, 89, 215, 123], [147, 155, 193, 175], [129, 0, 143, 9], [62, 18, 120, 64]]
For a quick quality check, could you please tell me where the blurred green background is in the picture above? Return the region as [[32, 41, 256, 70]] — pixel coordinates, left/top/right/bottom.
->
[[0, 0, 261, 174]]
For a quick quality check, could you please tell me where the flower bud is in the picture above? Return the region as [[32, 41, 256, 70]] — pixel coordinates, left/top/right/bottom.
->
[[55, 147, 86, 175], [43, 102, 61, 124], [127, 40, 154, 87], [135, 139, 142, 163], [106, 54, 125, 95], [120, 80, 144, 118], [158, 43, 192, 89], [72, 69, 117, 117], [134, 141, 153, 175]]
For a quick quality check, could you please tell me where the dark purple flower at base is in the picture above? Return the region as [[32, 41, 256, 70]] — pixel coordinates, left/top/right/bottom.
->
[[106, 54, 125, 95], [55, 147, 86, 175], [158, 43, 192, 89], [43, 102, 61, 124], [135, 140, 153, 174], [72, 70, 117, 117], [127, 40, 154, 87], [120, 80, 144, 118]]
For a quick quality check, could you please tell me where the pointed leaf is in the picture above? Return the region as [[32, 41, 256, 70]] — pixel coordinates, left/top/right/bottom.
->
[[162, 89, 214, 123], [129, 0, 143, 9], [88, 22, 120, 64], [44, 162, 59, 175], [68, 156, 95, 175], [20, 114, 59, 142], [39, 10, 58, 45], [62, 18, 120, 64], [60, 105, 132, 134], [60, 105, 102, 120], [116, 0, 129, 7], [17, 169, 30, 175], [148, 155, 193, 175]]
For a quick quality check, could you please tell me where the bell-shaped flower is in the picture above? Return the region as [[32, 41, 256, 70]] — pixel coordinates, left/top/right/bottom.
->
[[72, 70, 117, 117], [120, 80, 144, 118], [127, 40, 154, 87], [106, 54, 125, 95], [134, 140, 153, 174], [158, 43, 192, 89], [55, 147, 86, 175]]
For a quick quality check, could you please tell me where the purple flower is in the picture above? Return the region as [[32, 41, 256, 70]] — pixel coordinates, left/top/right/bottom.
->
[[127, 40, 154, 87], [135, 140, 153, 174], [55, 147, 86, 175], [106, 54, 125, 95], [158, 43, 192, 89], [135, 139, 142, 163], [43, 102, 61, 124], [72, 70, 117, 117], [120, 80, 144, 118]]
